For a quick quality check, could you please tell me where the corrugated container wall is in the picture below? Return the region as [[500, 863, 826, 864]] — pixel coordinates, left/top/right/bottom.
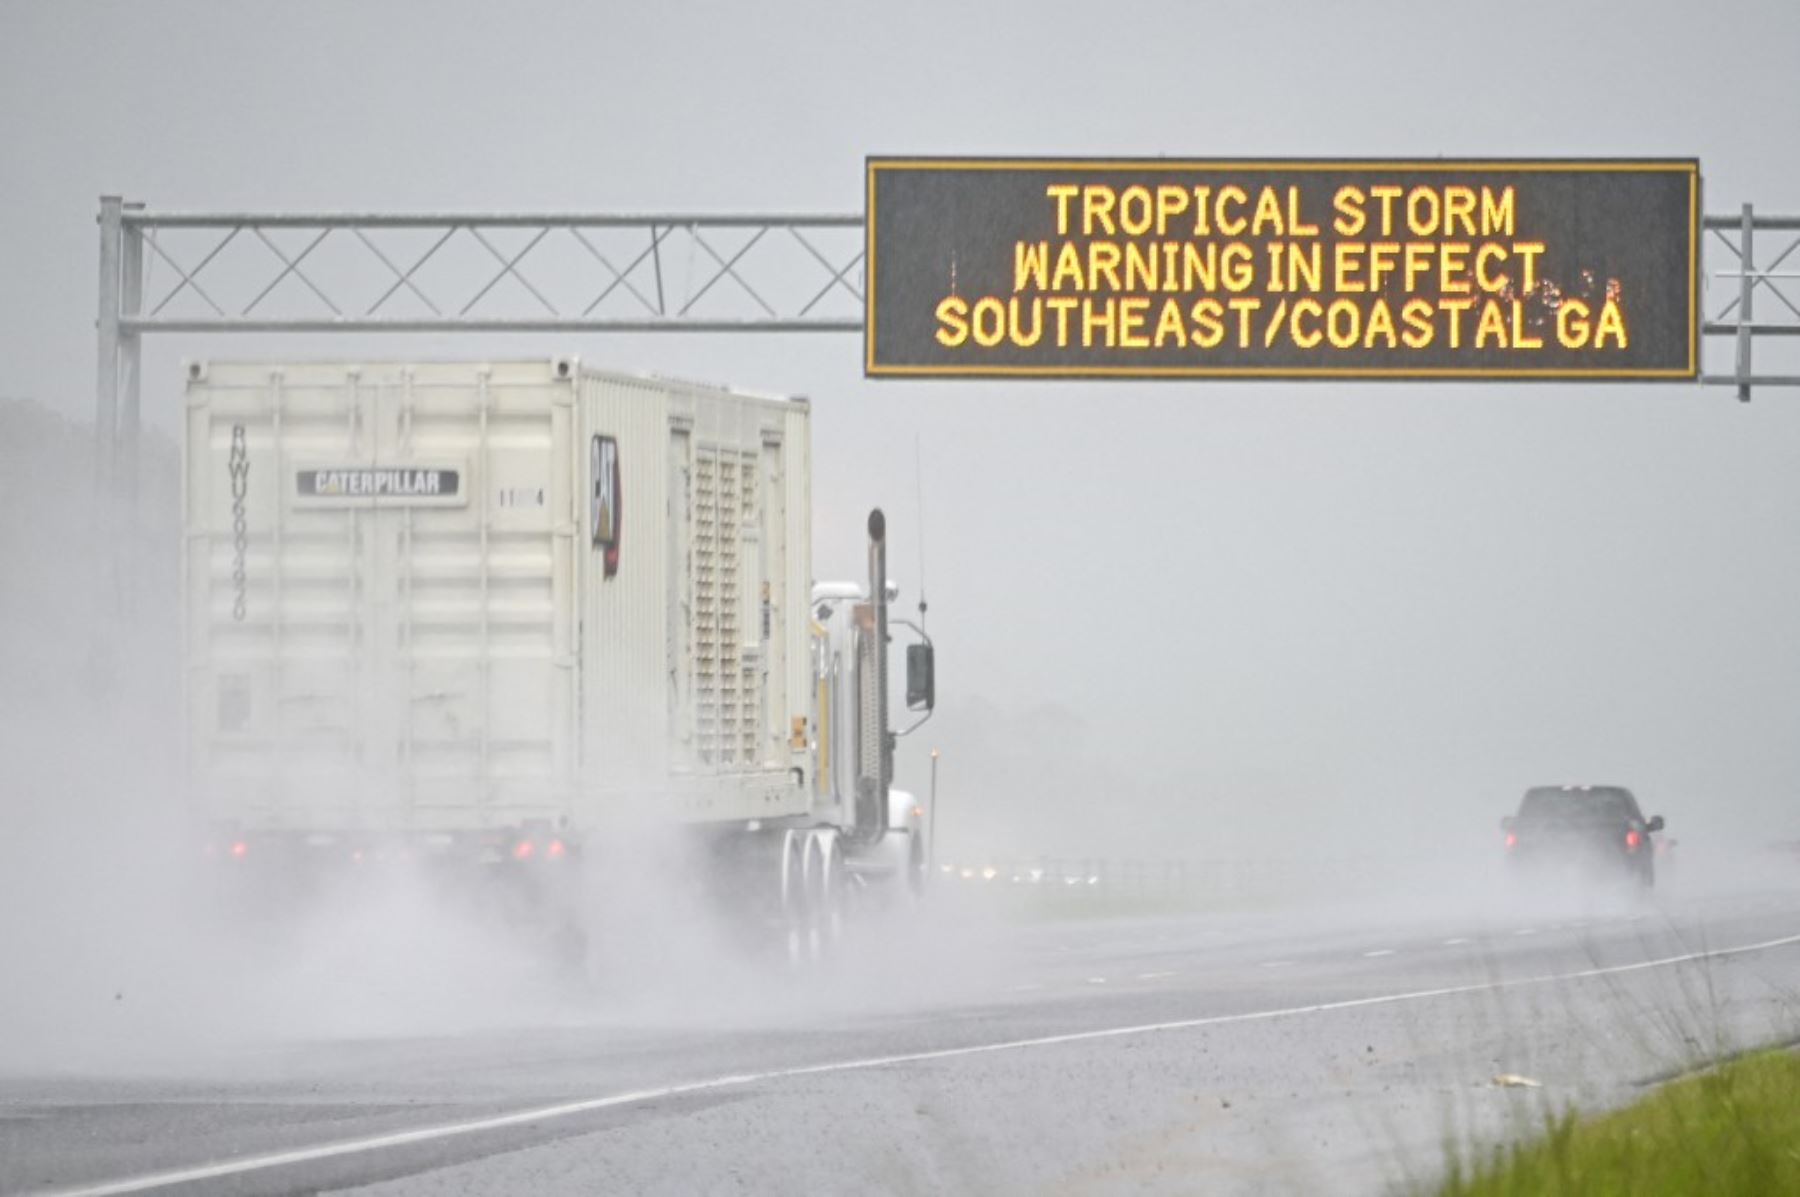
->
[[575, 370, 812, 823], [183, 358, 812, 836]]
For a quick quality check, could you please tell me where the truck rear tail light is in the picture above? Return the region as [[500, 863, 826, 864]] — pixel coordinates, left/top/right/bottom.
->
[[512, 839, 535, 861], [229, 840, 249, 859], [546, 839, 566, 859], [1504, 832, 1517, 849], [1625, 829, 1641, 850]]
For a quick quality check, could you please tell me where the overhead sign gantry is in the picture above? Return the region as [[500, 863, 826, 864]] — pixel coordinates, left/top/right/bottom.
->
[[89, 172, 1800, 506]]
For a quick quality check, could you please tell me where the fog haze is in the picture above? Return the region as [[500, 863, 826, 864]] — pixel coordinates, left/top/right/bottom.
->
[[3, 0, 1800, 866]]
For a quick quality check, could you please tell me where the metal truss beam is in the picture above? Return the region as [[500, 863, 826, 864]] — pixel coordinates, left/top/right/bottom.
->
[[91, 198, 867, 507], [1700, 206, 1800, 400], [116, 208, 865, 328]]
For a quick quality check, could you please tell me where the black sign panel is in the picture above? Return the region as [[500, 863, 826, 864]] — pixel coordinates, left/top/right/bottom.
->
[[295, 467, 461, 501], [865, 159, 1699, 380]]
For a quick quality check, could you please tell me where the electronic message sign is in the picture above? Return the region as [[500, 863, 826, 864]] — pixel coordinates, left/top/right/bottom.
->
[[865, 159, 1699, 380]]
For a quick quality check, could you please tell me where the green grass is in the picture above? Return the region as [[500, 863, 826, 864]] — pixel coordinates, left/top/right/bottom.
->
[[1436, 1048, 1800, 1196]]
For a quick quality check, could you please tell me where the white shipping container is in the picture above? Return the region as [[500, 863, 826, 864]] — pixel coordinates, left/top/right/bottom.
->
[[183, 358, 814, 835]]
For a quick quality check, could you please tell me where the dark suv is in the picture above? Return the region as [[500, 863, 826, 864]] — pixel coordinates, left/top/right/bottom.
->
[[1502, 785, 1664, 888]]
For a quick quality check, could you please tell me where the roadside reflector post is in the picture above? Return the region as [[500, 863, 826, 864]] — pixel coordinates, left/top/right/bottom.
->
[[928, 747, 940, 874]]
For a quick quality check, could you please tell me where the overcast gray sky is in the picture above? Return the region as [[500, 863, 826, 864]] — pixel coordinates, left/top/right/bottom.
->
[[3, 0, 1800, 858]]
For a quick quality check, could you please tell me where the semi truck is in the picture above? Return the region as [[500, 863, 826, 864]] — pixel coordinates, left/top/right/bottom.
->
[[182, 356, 934, 953]]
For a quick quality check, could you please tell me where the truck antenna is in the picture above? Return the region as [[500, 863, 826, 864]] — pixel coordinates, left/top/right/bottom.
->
[[915, 433, 929, 630]]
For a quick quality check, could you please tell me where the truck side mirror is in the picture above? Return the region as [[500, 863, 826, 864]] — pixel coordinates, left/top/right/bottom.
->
[[906, 643, 935, 711], [1646, 815, 1665, 832], [1499, 815, 1515, 832]]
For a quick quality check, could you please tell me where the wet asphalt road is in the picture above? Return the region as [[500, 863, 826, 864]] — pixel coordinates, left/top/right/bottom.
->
[[5, 881, 1800, 1197]]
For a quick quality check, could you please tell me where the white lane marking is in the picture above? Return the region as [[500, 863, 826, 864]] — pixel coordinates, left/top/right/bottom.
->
[[1086, 977, 1108, 985], [46, 931, 1800, 1197], [1514, 928, 1538, 937], [1362, 949, 1396, 958], [1443, 938, 1472, 946], [1258, 960, 1293, 969], [1137, 971, 1177, 981]]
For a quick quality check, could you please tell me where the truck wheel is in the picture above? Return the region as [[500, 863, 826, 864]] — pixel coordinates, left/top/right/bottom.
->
[[802, 829, 846, 961], [780, 829, 807, 965]]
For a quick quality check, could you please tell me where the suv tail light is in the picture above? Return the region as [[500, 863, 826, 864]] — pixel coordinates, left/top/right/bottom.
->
[[1504, 831, 1517, 849], [1625, 829, 1642, 851]]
